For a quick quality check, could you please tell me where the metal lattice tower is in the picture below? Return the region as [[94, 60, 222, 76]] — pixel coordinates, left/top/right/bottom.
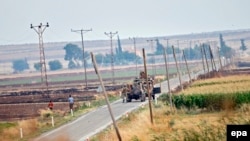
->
[[104, 31, 118, 85], [30, 23, 49, 92]]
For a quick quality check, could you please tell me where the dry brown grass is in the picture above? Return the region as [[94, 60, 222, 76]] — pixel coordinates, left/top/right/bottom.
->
[[0, 119, 38, 141], [93, 74, 250, 141], [93, 103, 250, 141], [183, 75, 250, 94]]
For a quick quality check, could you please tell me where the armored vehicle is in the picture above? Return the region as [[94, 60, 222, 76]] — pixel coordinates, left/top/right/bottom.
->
[[121, 71, 161, 103]]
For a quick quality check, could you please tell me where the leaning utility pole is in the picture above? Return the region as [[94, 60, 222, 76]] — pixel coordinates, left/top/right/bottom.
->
[[217, 47, 223, 71], [172, 45, 183, 91], [30, 22, 49, 93], [142, 48, 154, 125], [200, 44, 206, 76], [203, 44, 210, 76], [208, 45, 216, 71], [104, 31, 118, 85], [71, 28, 92, 89], [183, 50, 191, 83], [163, 39, 172, 109], [91, 52, 122, 141]]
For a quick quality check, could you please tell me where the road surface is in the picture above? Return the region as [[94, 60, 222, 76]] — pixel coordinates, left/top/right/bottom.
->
[[34, 71, 203, 141]]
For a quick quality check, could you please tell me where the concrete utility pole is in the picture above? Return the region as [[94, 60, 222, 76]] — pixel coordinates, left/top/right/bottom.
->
[[30, 22, 49, 93], [183, 50, 191, 83], [104, 31, 118, 85], [163, 39, 172, 109], [209, 45, 216, 71], [217, 47, 223, 71], [142, 48, 154, 125], [71, 28, 92, 89], [91, 52, 122, 141], [146, 39, 156, 76], [176, 40, 183, 76], [129, 37, 138, 77], [200, 44, 206, 77], [172, 46, 183, 91], [203, 44, 210, 76]]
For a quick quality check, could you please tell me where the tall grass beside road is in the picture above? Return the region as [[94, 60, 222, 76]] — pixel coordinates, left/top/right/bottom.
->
[[0, 93, 120, 141], [92, 74, 250, 141]]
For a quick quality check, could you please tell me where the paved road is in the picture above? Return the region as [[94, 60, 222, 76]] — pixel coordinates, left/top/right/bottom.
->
[[34, 99, 147, 141], [34, 70, 203, 141]]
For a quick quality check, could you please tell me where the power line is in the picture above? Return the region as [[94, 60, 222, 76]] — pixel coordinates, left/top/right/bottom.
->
[[30, 22, 49, 94], [104, 31, 118, 85], [71, 28, 92, 89]]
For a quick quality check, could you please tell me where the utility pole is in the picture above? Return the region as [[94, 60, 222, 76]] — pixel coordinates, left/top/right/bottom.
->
[[203, 44, 210, 76], [104, 31, 118, 85], [217, 47, 223, 71], [129, 37, 138, 77], [163, 39, 172, 109], [142, 48, 154, 125], [147, 39, 156, 76], [183, 50, 191, 83], [30, 22, 49, 93], [177, 40, 182, 75], [209, 45, 216, 71], [200, 44, 206, 77], [91, 52, 122, 141], [172, 45, 183, 91], [71, 28, 92, 89]]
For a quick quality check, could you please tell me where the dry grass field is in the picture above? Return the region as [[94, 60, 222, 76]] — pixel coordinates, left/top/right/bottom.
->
[[92, 74, 250, 141], [93, 104, 250, 141], [183, 75, 250, 94]]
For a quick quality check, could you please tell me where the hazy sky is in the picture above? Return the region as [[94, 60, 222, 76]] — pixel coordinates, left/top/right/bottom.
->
[[1, 0, 250, 45]]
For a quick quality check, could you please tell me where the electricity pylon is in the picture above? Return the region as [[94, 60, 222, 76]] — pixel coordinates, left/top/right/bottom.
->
[[30, 22, 49, 93]]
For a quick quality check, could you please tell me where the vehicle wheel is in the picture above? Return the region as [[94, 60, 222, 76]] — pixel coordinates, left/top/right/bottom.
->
[[127, 98, 131, 102], [143, 95, 146, 101], [141, 93, 146, 102], [140, 97, 143, 102], [152, 94, 155, 100]]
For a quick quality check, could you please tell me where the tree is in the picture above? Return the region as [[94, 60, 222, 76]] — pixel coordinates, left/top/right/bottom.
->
[[166, 45, 173, 54], [183, 47, 200, 60], [219, 34, 233, 58], [95, 54, 105, 64], [68, 60, 77, 69], [155, 39, 164, 55], [34, 62, 40, 71], [116, 35, 123, 61], [63, 43, 89, 69], [48, 60, 62, 71], [12, 58, 29, 72], [116, 35, 123, 54], [240, 39, 247, 51]]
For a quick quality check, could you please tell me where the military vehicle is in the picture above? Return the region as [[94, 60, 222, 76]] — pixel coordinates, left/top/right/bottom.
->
[[121, 71, 161, 103]]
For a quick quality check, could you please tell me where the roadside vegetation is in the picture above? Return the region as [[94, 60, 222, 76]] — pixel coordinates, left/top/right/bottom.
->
[[92, 74, 250, 141], [0, 93, 120, 141]]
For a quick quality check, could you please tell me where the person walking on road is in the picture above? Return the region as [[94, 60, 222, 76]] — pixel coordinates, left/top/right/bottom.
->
[[68, 95, 74, 110]]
